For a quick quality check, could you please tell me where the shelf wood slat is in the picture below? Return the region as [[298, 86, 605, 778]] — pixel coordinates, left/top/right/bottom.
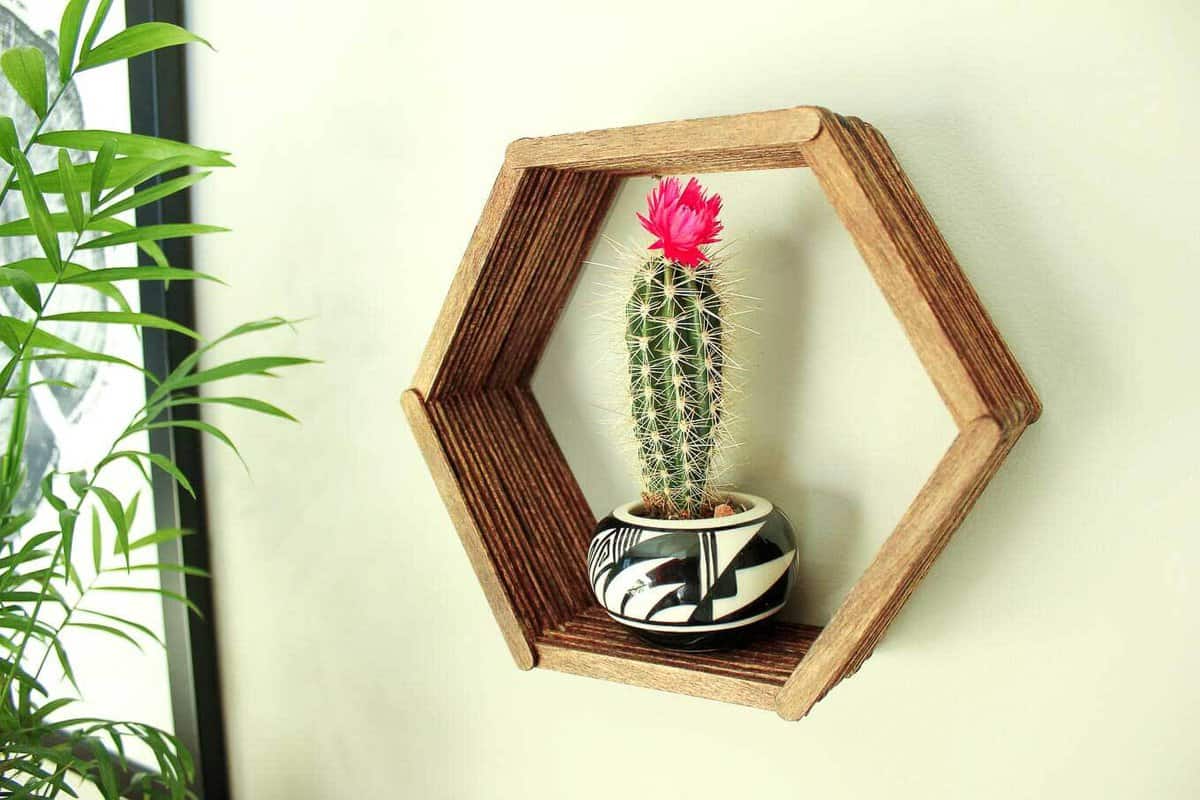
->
[[774, 416, 1019, 719], [506, 106, 822, 175], [402, 388, 536, 668], [538, 607, 822, 710]]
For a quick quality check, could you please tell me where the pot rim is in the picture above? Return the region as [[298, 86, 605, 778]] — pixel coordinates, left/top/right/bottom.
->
[[612, 491, 773, 530]]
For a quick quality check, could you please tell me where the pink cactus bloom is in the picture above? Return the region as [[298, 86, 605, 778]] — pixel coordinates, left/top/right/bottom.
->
[[636, 177, 723, 268]]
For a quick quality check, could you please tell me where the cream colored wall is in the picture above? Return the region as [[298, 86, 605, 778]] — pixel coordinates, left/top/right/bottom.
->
[[184, 1, 1198, 797]]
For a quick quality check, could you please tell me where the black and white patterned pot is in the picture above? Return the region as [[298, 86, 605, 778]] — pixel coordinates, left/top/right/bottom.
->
[[587, 493, 796, 651]]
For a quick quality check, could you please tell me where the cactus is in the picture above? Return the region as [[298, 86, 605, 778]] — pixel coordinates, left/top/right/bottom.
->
[[624, 254, 728, 517], [619, 174, 732, 518]]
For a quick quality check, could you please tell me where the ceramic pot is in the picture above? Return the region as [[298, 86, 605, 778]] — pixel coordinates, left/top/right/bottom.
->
[[586, 492, 796, 651]]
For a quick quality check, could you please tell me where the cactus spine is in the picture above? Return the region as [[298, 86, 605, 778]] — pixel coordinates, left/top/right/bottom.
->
[[625, 256, 726, 518]]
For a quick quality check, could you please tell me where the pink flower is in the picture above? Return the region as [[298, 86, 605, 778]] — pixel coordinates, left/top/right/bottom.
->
[[636, 177, 723, 268]]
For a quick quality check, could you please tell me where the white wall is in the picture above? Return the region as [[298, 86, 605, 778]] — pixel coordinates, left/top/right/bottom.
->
[[185, 1, 1199, 797]]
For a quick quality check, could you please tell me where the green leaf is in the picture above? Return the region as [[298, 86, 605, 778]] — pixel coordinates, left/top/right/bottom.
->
[[126, 528, 188, 552], [77, 222, 229, 251], [98, 450, 194, 498], [32, 696, 75, 722], [166, 731, 194, 782], [123, 490, 140, 532], [58, 0, 89, 83], [80, 0, 114, 57], [90, 507, 101, 573], [99, 155, 205, 204], [90, 139, 117, 206], [0, 510, 34, 539], [89, 738, 120, 799], [62, 265, 223, 286], [68, 470, 89, 497], [90, 485, 127, 561], [79, 22, 212, 72], [79, 608, 164, 648], [1, 47, 48, 119], [11, 150, 62, 272], [8, 377, 76, 392], [0, 547, 49, 570], [17, 529, 57, 555], [102, 723, 128, 765], [93, 170, 212, 220], [53, 637, 80, 692], [161, 356, 316, 396], [140, 419, 243, 467], [0, 613, 58, 641], [32, 350, 151, 381], [3, 753, 57, 790], [0, 320, 19, 351], [213, 316, 296, 344], [0, 267, 42, 312], [68, 622, 143, 652], [88, 486, 123, 531], [41, 473, 65, 511], [109, 561, 206, 578], [0, 213, 169, 267], [0, 258, 131, 312], [57, 150, 86, 233], [92, 585, 202, 617], [20, 155, 173, 194], [0, 591, 59, 602], [0, 214, 93, 236], [0, 357, 30, 485], [155, 395, 298, 422], [162, 316, 298, 387], [37, 129, 231, 166], [59, 508, 80, 586], [1, 363, 29, 468], [41, 310, 201, 340], [0, 116, 19, 165], [9, 566, 69, 587]]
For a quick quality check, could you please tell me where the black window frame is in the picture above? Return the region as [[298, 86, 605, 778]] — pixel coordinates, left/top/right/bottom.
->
[[125, 0, 230, 797]]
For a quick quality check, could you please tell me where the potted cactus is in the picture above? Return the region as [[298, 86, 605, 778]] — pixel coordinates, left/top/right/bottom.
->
[[587, 177, 797, 651]]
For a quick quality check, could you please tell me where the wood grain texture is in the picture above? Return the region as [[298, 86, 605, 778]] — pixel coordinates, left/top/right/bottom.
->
[[411, 164, 523, 397], [770, 111, 1041, 720], [506, 106, 822, 175], [401, 388, 536, 669], [539, 607, 822, 709], [773, 416, 1021, 719], [426, 387, 595, 636], [404, 106, 1041, 720], [800, 110, 1041, 430]]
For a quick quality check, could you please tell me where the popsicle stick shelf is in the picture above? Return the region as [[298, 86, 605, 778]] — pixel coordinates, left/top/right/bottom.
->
[[403, 106, 1041, 720]]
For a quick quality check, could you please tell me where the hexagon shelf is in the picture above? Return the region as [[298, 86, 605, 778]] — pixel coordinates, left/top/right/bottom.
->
[[403, 106, 1041, 720]]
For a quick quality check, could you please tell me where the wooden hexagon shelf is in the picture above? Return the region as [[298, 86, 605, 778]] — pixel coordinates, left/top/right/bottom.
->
[[403, 106, 1041, 720]]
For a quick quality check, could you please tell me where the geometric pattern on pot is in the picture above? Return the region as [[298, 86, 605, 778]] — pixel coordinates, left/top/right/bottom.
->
[[589, 520, 794, 632], [403, 106, 1041, 721]]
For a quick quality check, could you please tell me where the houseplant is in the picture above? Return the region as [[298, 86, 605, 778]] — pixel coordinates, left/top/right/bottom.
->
[[587, 177, 797, 651], [0, 2, 309, 796]]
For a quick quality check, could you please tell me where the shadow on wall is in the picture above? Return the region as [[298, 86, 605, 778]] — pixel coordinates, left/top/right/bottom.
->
[[873, 108, 1115, 650], [724, 193, 867, 627]]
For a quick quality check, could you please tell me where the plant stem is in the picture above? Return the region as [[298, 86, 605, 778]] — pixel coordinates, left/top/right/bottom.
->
[[0, 225, 93, 702], [31, 571, 98, 684], [0, 80, 73, 211], [0, 76, 81, 402], [0, 428, 121, 703], [0, 78, 81, 705]]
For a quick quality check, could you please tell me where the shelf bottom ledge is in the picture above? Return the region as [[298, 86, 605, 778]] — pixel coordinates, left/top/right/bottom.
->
[[534, 607, 823, 710]]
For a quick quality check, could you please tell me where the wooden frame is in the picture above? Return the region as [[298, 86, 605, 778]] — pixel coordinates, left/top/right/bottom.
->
[[404, 106, 1041, 720]]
